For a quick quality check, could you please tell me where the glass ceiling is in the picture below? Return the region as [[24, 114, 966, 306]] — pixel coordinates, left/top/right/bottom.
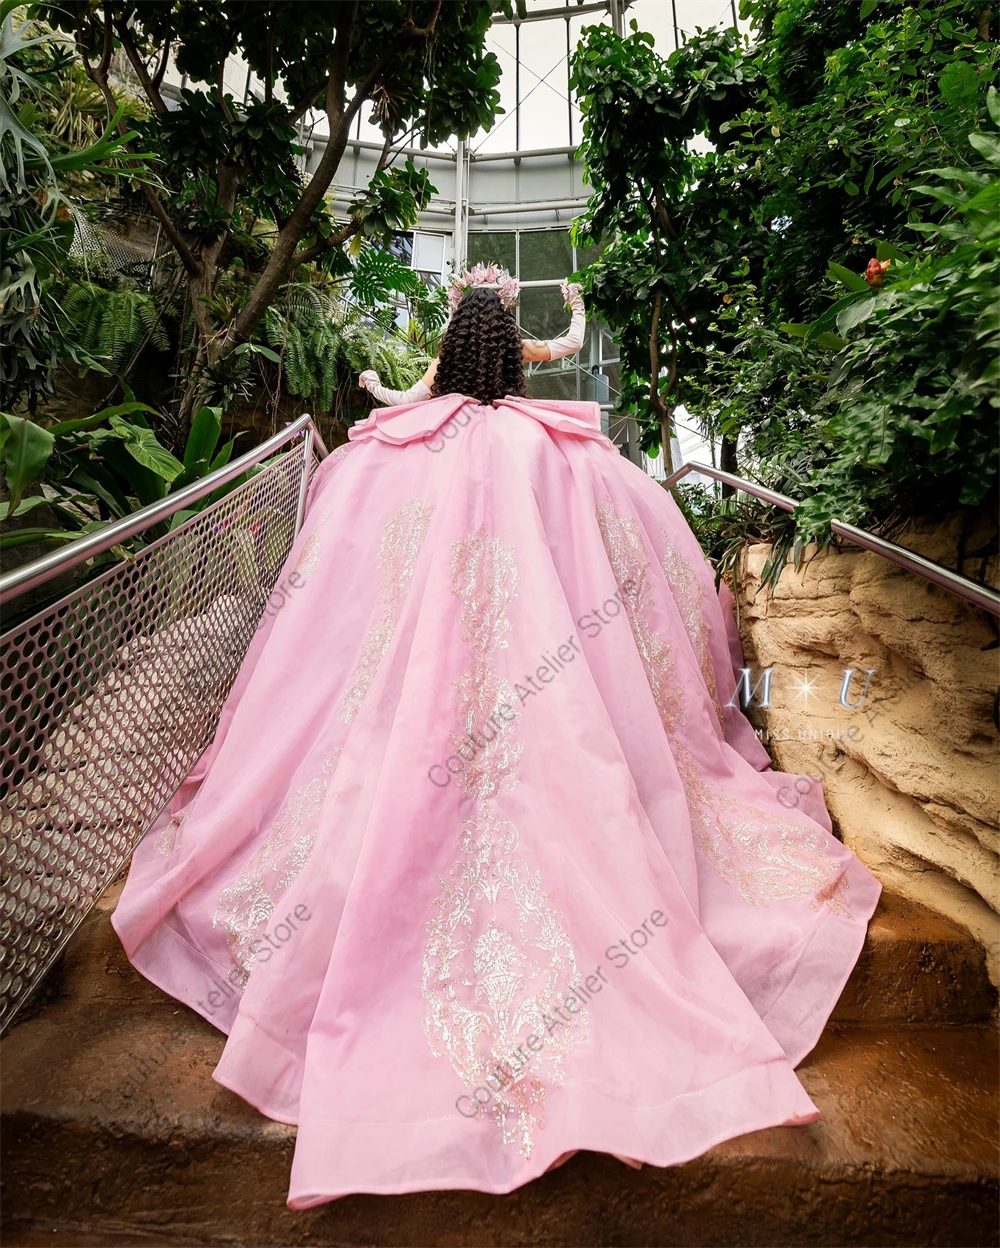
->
[[346, 0, 745, 154]]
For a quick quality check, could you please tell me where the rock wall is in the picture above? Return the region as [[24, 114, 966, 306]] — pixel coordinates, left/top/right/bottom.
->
[[734, 516, 1000, 986]]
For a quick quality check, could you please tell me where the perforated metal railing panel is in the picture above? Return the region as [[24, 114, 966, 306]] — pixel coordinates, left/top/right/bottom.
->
[[0, 442, 319, 1033]]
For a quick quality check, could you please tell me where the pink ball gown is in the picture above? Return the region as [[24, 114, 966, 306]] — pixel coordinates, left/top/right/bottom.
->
[[112, 391, 882, 1208]]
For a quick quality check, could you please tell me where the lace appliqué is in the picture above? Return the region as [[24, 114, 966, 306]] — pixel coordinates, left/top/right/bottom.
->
[[155, 808, 188, 856], [449, 665, 523, 801], [212, 747, 341, 985], [422, 529, 588, 1159], [291, 495, 341, 588], [595, 506, 685, 733], [659, 533, 724, 727], [293, 532, 322, 582], [340, 497, 434, 723], [597, 502, 850, 915]]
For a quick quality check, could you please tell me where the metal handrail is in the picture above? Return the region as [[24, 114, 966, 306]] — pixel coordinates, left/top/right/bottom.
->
[[0, 414, 329, 607], [0, 416, 325, 1034], [665, 462, 1000, 618]]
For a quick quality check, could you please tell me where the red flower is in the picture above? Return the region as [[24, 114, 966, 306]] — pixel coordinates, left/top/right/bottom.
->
[[864, 258, 890, 287]]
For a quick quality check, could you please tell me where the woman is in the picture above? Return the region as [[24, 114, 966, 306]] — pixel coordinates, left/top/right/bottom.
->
[[112, 262, 881, 1209], [357, 265, 586, 408]]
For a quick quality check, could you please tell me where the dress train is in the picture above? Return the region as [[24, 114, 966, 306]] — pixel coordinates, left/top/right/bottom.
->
[[113, 393, 881, 1206]]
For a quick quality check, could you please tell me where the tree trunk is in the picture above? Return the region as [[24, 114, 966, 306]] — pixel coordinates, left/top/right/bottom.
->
[[171, 103, 357, 432], [172, 159, 246, 439], [175, 338, 211, 445], [81, 3, 442, 435], [661, 414, 677, 476], [229, 112, 353, 351], [720, 433, 738, 498], [648, 293, 678, 476]]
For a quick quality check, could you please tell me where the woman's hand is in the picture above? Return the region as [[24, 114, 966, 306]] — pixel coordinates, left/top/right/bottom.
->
[[560, 280, 584, 310], [522, 281, 587, 362], [535, 282, 586, 361], [358, 369, 380, 390]]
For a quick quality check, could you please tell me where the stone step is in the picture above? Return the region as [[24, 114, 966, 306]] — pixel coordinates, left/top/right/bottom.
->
[[1, 991, 996, 1247], [829, 889, 996, 1025], [25, 879, 999, 1029], [1, 885, 997, 1246]]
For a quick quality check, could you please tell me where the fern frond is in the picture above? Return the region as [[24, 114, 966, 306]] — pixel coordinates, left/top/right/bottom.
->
[[137, 297, 169, 352], [264, 307, 286, 352]]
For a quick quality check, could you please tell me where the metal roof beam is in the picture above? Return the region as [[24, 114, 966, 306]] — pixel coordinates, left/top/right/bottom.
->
[[493, 2, 610, 23]]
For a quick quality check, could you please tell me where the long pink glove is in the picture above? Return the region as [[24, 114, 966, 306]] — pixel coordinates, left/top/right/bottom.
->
[[542, 281, 586, 360], [359, 370, 431, 406]]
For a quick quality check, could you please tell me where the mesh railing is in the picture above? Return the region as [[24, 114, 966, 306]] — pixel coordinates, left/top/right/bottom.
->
[[0, 428, 324, 1033], [69, 207, 162, 284]]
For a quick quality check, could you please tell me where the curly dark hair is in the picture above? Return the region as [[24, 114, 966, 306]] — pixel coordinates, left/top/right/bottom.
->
[[431, 286, 526, 404]]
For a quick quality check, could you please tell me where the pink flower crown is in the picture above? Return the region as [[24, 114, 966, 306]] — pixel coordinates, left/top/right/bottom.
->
[[447, 261, 520, 313]]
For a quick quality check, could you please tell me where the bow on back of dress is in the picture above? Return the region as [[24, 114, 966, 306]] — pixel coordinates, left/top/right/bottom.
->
[[347, 393, 614, 451]]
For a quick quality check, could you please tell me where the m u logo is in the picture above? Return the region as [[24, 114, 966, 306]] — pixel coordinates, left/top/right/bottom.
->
[[725, 667, 774, 709]]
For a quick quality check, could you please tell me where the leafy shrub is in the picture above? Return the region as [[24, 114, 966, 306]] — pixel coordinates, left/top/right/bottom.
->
[[572, 0, 998, 569], [63, 280, 170, 373], [785, 90, 1000, 540]]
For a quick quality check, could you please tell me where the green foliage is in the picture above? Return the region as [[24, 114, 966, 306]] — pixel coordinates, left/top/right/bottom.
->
[[0, 1, 147, 405], [673, 483, 796, 596], [63, 280, 170, 372], [350, 161, 437, 250], [572, 0, 998, 566], [789, 97, 1000, 540], [684, 278, 831, 472], [350, 244, 423, 306], [261, 278, 429, 417], [338, 307, 429, 390], [739, 0, 996, 321], [1, 411, 55, 515], [264, 286, 341, 415], [1, 394, 247, 547], [570, 21, 761, 464], [406, 282, 450, 353], [37, 0, 519, 429]]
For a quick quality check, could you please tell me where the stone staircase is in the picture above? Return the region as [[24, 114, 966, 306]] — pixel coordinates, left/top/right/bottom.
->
[[1, 883, 997, 1247]]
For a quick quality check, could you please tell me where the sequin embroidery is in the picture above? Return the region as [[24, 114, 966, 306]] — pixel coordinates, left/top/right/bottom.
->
[[290, 496, 340, 588], [213, 747, 341, 984], [340, 497, 434, 723], [293, 532, 321, 581], [595, 505, 685, 734], [597, 501, 850, 914], [155, 808, 187, 856], [422, 528, 589, 1158], [290, 443, 358, 588], [659, 533, 724, 726]]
